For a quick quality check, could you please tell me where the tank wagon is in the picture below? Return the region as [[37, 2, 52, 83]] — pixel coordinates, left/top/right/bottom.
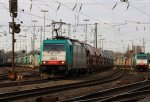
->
[[114, 53, 149, 71], [39, 36, 114, 77]]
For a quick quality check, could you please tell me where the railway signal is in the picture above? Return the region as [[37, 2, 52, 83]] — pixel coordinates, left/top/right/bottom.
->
[[9, 0, 18, 18], [9, 0, 20, 80], [120, 0, 128, 2], [14, 24, 21, 33], [9, 22, 21, 33]]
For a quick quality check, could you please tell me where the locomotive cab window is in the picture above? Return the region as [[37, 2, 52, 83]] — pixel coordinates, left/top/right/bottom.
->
[[43, 44, 65, 51], [137, 56, 147, 59]]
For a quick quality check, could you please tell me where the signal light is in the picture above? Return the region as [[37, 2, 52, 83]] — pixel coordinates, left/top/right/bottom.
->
[[9, 22, 21, 33], [9, 0, 18, 13], [120, 0, 128, 2], [42, 61, 47, 64], [61, 61, 65, 64], [22, 50, 25, 53], [14, 24, 21, 33]]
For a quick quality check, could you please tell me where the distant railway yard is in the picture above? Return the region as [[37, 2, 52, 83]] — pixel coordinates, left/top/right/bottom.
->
[[1, 32, 150, 102], [1, 1, 150, 102], [0, 67, 150, 102]]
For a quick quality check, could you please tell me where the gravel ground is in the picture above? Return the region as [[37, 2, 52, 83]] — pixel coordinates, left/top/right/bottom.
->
[[0, 69, 115, 93], [9, 68, 146, 102], [138, 95, 150, 102], [0, 67, 40, 83], [0, 67, 39, 75], [137, 70, 150, 102], [52, 69, 144, 101], [0, 69, 116, 102]]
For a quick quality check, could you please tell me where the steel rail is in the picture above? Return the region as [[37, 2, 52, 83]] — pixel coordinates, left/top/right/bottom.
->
[[0, 69, 125, 101], [62, 71, 148, 102], [1, 69, 118, 86], [0, 69, 118, 88], [99, 89, 150, 102], [0, 74, 8, 80], [0, 79, 50, 88]]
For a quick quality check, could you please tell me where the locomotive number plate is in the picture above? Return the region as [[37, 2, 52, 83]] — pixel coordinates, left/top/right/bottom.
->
[[50, 57, 57, 60]]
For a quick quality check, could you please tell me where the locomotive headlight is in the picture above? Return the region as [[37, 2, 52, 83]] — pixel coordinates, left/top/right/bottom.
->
[[43, 61, 46, 64], [61, 61, 65, 64]]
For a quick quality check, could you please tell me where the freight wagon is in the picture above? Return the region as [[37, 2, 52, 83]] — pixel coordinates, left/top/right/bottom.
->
[[15, 54, 40, 69]]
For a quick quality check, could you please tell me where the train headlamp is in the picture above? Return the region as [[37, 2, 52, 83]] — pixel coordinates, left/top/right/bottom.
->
[[43, 61, 46, 64]]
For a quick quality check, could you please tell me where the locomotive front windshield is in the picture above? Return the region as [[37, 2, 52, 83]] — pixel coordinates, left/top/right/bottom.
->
[[137, 56, 147, 60], [43, 44, 65, 51]]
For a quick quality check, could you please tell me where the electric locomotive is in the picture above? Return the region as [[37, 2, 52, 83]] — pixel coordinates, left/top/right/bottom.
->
[[134, 53, 148, 71], [39, 36, 87, 77]]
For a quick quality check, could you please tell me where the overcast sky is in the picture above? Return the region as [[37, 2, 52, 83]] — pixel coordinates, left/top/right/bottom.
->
[[0, 0, 150, 53]]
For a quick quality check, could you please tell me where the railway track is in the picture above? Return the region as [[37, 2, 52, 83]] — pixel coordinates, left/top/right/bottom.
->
[[0, 67, 13, 80], [98, 88, 150, 102], [0, 78, 50, 88], [0, 67, 40, 82], [140, 72, 150, 80], [0, 69, 125, 101], [0, 71, 39, 82], [62, 71, 149, 102], [0, 69, 115, 88], [0, 73, 8, 80]]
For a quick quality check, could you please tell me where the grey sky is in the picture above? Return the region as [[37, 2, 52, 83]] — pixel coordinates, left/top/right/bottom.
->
[[0, 0, 150, 53]]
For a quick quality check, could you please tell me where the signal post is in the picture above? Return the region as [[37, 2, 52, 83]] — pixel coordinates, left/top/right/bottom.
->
[[9, 0, 21, 80]]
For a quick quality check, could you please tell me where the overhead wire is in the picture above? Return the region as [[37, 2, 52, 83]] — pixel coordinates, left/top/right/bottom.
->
[[129, 3, 150, 17], [1, 1, 150, 51], [0, 2, 52, 21], [50, 0, 105, 24], [94, 0, 114, 9]]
